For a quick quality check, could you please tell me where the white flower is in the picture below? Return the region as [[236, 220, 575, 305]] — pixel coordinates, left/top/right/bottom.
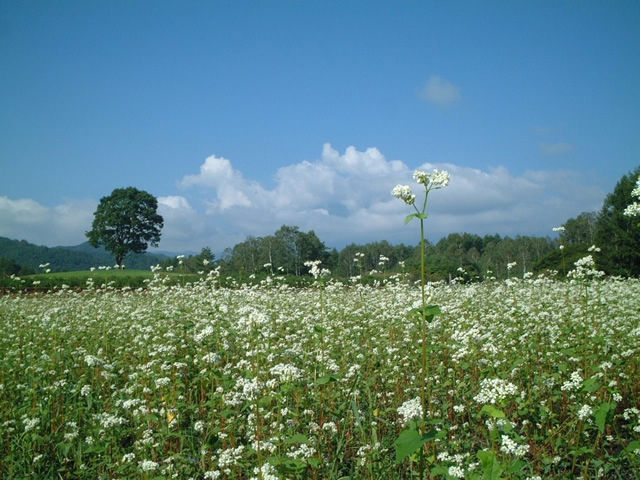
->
[[624, 178, 640, 217], [474, 378, 518, 404], [122, 453, 136, 462], [448, 465, 465, 478], [578, 404, 592, 421], [397, 397, 423, 425], [500, 435, 529, 457], [139, 459, 159, 472], [391, 184, 416, 205], [413, 168, 450, 189]]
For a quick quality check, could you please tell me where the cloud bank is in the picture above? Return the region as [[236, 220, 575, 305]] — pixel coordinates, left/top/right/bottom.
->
[[0, 144, 605, 253], [0, 196, 95, 246]]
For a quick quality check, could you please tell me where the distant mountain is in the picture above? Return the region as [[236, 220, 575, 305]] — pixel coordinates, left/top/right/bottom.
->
[[0, 237, 168, 272]]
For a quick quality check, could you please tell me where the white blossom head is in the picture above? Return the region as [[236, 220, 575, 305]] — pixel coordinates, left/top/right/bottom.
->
[[413, 168, 450, 189], [391, 184, 416, 205]]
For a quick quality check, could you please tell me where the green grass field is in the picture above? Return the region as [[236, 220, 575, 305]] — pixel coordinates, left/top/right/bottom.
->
[[1, 272, 639, 479]]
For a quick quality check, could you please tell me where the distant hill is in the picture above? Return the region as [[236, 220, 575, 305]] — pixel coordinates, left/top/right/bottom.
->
[[0, 237, 168, 272]]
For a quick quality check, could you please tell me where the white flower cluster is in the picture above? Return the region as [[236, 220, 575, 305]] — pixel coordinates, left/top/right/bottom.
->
[[623, 178, 640, 217], [500, 435, 529, 457], [391, 184, 416, 205], [561, 370, 583, 392], [269, 363, 304, 383], [397, 396, 423, 425], [304, 260, 331, 279], [23, 416, 39, 433], [413, 168, 450, 189], [577, 404, 592, 421], [217, 445, 245, 473], [139, 459, 158, 472], [249, 463, 280, 480], [567, 255, 604, 279], [473, 378, 518, 404]]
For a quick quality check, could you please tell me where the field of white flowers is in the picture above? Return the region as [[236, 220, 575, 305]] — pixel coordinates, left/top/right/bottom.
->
[[1, 272, 639, 479]]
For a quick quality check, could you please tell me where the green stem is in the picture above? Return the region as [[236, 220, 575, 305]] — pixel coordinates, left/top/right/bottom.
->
[[419, 217, 429, 480]]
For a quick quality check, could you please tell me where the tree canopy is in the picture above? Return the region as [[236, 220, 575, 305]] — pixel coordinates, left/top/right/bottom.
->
[[595, 167, 640, 276], [86, 187, 163, 267]]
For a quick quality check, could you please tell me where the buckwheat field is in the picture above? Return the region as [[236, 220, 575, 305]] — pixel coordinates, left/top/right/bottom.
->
[[1, 271, 639, 479]]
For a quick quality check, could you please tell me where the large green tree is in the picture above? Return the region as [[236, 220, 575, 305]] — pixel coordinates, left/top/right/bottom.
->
[[86, 187, 164, 268], [595, 167, 640, 276]]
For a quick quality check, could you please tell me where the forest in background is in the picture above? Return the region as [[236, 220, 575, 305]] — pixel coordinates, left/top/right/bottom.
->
[[2, 167, 639, 281]]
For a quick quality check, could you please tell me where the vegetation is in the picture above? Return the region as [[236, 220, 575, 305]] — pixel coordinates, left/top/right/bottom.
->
[[86, 187, 164, 268], [1, 168, 639, 480], [0, 236, 168, 273], [1, 272, 639, 479], [594, 167, 640, 277]]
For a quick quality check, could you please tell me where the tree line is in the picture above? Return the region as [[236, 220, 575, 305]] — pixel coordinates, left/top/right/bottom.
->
[[161, 166, 640, 281], [3, 167, 638, 279]]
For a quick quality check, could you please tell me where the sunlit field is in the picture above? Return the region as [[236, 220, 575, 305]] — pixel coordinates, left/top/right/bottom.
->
[[1, 272, 639, 479]]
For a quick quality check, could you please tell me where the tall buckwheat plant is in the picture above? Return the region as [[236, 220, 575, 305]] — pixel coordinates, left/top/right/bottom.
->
[[391, 169, 450, 476]]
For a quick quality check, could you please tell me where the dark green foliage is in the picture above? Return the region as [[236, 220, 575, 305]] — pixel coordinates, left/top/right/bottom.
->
[[0, 237, 167, 272], [533, 244, 592, 276], [560, 212, 598, 246], [86, 187, 164, 267], [594, 167, 640, 276], [159, 247, 216, 273], [220, 225, 330, 276], [0, 256, 34, 276]]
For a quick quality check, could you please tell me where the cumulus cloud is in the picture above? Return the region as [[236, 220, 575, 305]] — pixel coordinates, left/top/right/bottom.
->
[[176, 144, 605, 250], [180, 155, 253, 211], [539, 142, 574, 156], [419, 75, 462, 106], [0, 196, 95, 246], [1, 145, 606, 253]]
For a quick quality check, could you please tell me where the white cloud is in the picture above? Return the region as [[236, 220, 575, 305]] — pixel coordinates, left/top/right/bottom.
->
[[539, 142, 574, 156], [419, 75, 462, 106], [179, 154, 254, 211], [0, 196, 95, 246], [1, 145, 606, 253], [176, 144, 605, 250]]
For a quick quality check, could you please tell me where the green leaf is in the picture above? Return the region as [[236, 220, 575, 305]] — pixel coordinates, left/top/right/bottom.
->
[[477, 450, 504, 480], [423, 304, 441, 317], [622, 439, 640, 455], [316, 374, 338, 385], [481, 405, 506, 419], [285, 433, 308, 445], [404, 214, 418, 225], [394, 429, 423, 463], [582, 377, 601, 393], [595, 402, 616, 433]]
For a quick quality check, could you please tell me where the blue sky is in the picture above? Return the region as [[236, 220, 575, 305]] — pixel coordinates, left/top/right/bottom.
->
[[1, 1, 639, 253]]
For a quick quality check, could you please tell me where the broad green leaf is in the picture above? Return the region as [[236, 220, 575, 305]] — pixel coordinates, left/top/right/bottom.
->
[[404, 214, 419, 225], [394, 429, 423, 463], [316, 375, 336, 385], [582, 377, 601, 393], [595, 402, 616, 433], [481, 405, 506, 419], [477, 450, 504, 480], [622, 439, 640, 455], [423, 304, 441, 317]]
